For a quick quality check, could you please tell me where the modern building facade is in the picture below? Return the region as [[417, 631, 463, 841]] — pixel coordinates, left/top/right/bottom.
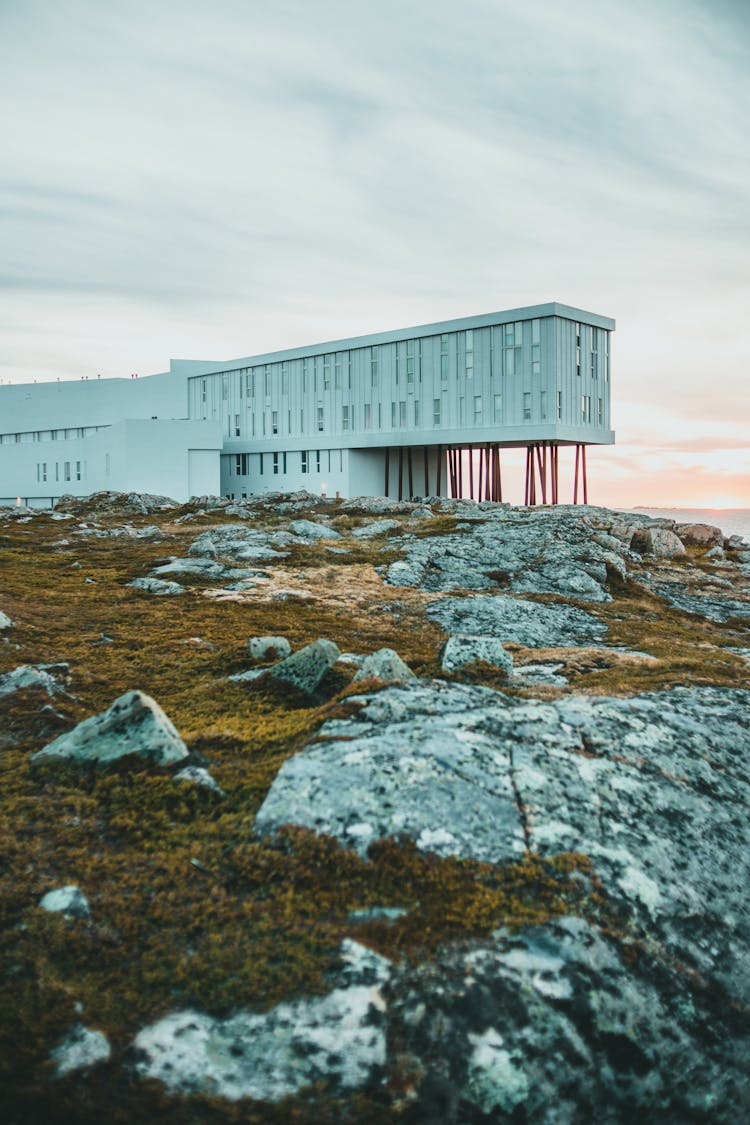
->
[[0, 302, 614, 507]]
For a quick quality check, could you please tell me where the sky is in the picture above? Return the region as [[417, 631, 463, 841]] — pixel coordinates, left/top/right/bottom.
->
[[1, 0, 748, 507]]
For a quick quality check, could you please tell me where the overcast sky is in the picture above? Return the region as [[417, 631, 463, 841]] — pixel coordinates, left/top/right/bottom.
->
[[2, 0, 748, 506]]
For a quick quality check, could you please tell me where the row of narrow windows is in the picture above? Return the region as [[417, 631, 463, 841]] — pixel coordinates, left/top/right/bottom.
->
[[0, 426, 108, 446], [224, 391, 606, 437], [35, 460, 85, 483], [229, 449, 344, 477]]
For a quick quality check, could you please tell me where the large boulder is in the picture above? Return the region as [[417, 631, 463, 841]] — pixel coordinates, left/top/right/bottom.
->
[[288, 519, 342, 541], [630, 526, 686, 558], [350, 519, 401, 539], [266, 639, 340, 696], [675, 522, 724, 548], [31, 690, 189, 766]]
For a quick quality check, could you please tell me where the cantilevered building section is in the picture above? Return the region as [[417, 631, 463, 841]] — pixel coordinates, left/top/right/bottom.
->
[[0, 302, 614, 506], [186, 302, 614, 504]]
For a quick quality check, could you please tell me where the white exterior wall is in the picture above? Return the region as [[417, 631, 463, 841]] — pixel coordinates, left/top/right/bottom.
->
[[0, 419, 222, 506]]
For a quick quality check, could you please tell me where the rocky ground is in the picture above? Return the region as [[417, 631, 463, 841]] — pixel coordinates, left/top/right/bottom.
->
[[1, 489, 749, 1123]]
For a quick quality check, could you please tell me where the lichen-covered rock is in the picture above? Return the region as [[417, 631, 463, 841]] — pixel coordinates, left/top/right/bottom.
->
[[188, 525, 286, 562], [266, 639, 340, 695], [247, 635, 292, 662], [39, 885, 91, 919], [50, 1023, 110, 1077], [133, 940, 390, 1101], [127, 577, 184, 596], [440, 635, 513, 674], [427, 595, 607, 648], [0, 663, 70, 699], [173, 766, 224, 794], [31, 690, 189, 766], [350, 519, 401, 539], [651, 583, 750, 623], [288, 519, 342, 540], [0, 610, 13, 629], [630, 526, 686, 558], [152, 558, 225, 578], [352, 648, 416, 683]]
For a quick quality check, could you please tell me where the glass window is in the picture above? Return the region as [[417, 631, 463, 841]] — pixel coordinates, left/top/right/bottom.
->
[[505, 348, 515, 378], [557, 390, 562, 420], [64, 461, 71, 481], [370, 349, 378, 387], [391, 401, 397, 428], [301, 450, 308, 473], [317, 406, 324, 432], [303, 358, 311, 392], [323, 357, 331, 389], [523, 393, 532, 420], [272, 411, 278, 435], [433, 398, 441, 425], [532, 319, 540, 345], [597, 397, 603, 425], [335, 355, 342, 389], [504, 323, 515, 347], [399, 401, 407, 428], [282, 363, 289, 394], [414, 400, 421, 426], [440, 334, 449, 381], [342, 405, 349, 430], [273, 452, 279, 474], [364, 403, 372, 430], [540, 390, 547, 419], [316, 450, 321, 473], [473, 394, 482, 423], [465, 330, 473, 377], [493, 393, 502, 423], [264, 366, 272, 396], [222, 375, 228, 400], [406, 340, 414, 385], [234, 414, 240, 437]]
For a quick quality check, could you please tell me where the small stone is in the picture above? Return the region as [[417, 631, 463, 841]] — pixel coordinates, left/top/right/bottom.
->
[[50, 1023, 110, 1077], [0, 611, 13, 629], [39, 885, 90, 919], [266, 638, 340, 695], [0, 663, 70, 699], [353, 648, 416, 683], [173, 766, 224, 794], [440, 635, 514, 675], [247, 636, 292, 662], [704, 545, 725, 560], [31, 690, 189, 766]]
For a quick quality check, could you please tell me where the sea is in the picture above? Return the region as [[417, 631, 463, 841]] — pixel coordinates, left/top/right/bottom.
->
[[624, 508, 750, 545]]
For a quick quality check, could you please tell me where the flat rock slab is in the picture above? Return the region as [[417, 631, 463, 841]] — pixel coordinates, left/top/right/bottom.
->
[[288, 519, 342, 540], [31, 690, 189, 766], [188, 526, 287, 562], [256, 680, 750, 1003], [351, 519, 401, 539], [652, 583, 750, 623], [133, 940, 389, 1101], [427, 594, 607, 648], [128, 577, 184, 596], [0, 663, 71, 699]]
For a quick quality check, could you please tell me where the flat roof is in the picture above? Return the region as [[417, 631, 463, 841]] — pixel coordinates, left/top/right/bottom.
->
[[178, 301, 615, 379]]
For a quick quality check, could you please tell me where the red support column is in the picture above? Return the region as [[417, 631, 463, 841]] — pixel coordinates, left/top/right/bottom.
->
[[536, 443, 547, 505], [582, 444, 588, 504], [477, 447, 483, 502], [574, 444, 580, 504]]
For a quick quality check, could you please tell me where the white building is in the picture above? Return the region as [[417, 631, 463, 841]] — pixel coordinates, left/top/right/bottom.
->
[[0, 302, 614, 506]]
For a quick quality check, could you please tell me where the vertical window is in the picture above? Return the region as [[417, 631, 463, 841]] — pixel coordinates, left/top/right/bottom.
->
[[557, 390, 562, 420], [104, 455, 109, 477], [303, 358, 311, 392], [201, 378, 207, 403], [459, 397, 466, 425], [235, 454, 242, 475], [597, 397, 603, 425], [342, 405, 349, 430], [76, 461, 81, 481], [364, 403, 372, 430], [440, 334, 449, 382], [317, 406, 324, 432], [300, 409, 304, 432], [324, 356, 331, 389], [504, 323, 515, 346], [259, 453, 264, 475], [273, 452, 279, 475], [540, 391, 547, 419], [301, 451, 308, 473], [406, 340, 414, 385], [378, 403, 382, 429], [272, 411, 278, 435], [465, 330, 473, 378], [391, 401, 397, 428], [605, 333, 610, 382], [575, 323, 581, 377], [493, 394, 502, 423], [246, 371, 253, 396], [523, 393, 532, 420], [532, 319, 541, 376], [288, 409, 291, 433], [370, 349, 378, 387], [42, 462, 47, 482], [399, 400, 407, 428], [265, 366, 272, 396], [222, 375, 228, 400], [473, 394, 482, 423], [345, 352, 351, 389], [36, 463, 40, 483], [505, 348, 515, 377], [64, 461, 71, 481], [282, 363, 289, 394], [433, 398, 441, 425], [581, 395, 587, 421], [395, 345, 401, 385], [418, 339, 423, 382], [282, 452, 287, 473], [414, 400, 421, 426], [334, 354, 342, 389], [316, 450, 321, 473], [234, 414, 240, 437]]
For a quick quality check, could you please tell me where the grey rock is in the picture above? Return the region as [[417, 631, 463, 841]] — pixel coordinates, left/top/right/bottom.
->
[[50, 1023, 110, 1077], [188, 526, 287, 562], [266, 638, 340, 695], [427, 595, 607, 648], [652, 583, 750, 623], [0, 610, 13, 629], [247, 635, 292, 662], [353, 648, 416, 683], [288, 519, 342, 541], [0, 663, 70, 699], [39, 885, 90, 919], [229, 668, 267, 684], [351, 519, 401, 539], [128, 577, 184, 596], [31, 690, 189, 766], [340, 496, 414, 515], [152, 558, 225, 578], [630, 526, 686, 558], [133, 939, 390, 1101], [255, 679, 750, 1004], [512, 661, 568, 686], [704, 545, 725, 559], [440, 635, 513, 674], [726, 534, 748, 550]]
